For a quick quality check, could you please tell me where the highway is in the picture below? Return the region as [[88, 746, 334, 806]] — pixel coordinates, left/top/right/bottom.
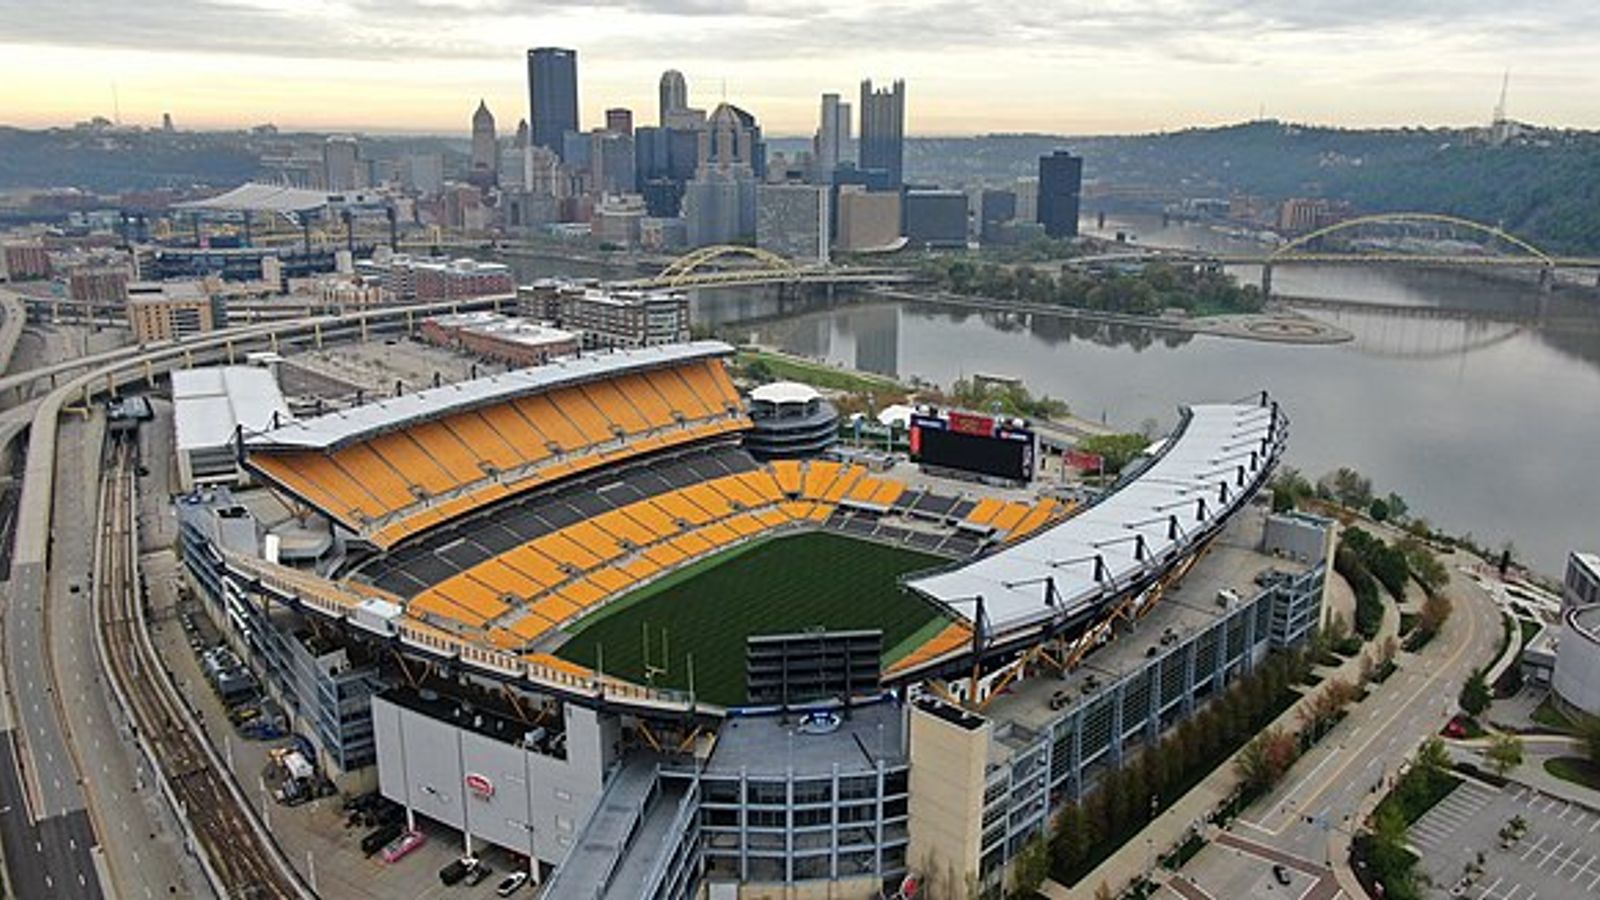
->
[[0, 295, 510, 898]]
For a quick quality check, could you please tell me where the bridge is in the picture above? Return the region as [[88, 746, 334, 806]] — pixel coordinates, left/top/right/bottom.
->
[[1076, 213, 1600, 295], [613, 244, 917, 290]]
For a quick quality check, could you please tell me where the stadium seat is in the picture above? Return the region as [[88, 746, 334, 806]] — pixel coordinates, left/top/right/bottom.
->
[[580, 380, 649, 435], [965, 497, 1004, 526], [754, 508, 790, 529], [822, 465, 864, 502], [477, 403, 553, 461], [725, 514, 763, 537], [770, 460, 804, 496], [683, 483, 736, 518], [739, 470, 785, 503], [655, 492, 714, 526], [611, 373, 677, 427], [530, 593, 582, 625], [644, 542, 687, 567], [847, 475, 883, 502], [503, 546, 566, 587], [514, 395, 586, 451], [560, 580, 606, 609], [532, 532, 603, 570], [641, 367, 712, 419], [802, 460, 841, 498], [591, 509, 653, 547], [408, 420, 485, 483], [670, 531, 714, 556], [990, 502, 1031, 534], [442, 412, 526, 471], [587, 566, 635, 594], [333, 444, 418, 510], [548, 388, 615, 444], [621, 557, 662, 582], [366, 432, 455, 495], [622, 502, 680, 540], [564, 521, 625, 563]]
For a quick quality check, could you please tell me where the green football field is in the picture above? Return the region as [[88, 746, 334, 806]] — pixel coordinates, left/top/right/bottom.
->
[[554, 532, 951, 707]]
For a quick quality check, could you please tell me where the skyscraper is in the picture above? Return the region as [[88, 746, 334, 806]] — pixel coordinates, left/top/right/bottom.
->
[[859, 78, 905, 188], [469, 99, 497, 189], [814, 93, 852, 184], [605, 108, 634, 135], [1037, 151, 1083, 239], [659, 70, 688, 127], [528, 47, 578, 158]]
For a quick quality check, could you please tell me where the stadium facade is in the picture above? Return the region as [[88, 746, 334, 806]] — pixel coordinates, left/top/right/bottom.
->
[[176, 341, 1327, 897]]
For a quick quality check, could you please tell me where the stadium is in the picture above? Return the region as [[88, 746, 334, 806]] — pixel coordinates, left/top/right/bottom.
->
[[178, 337, 1328, 897]]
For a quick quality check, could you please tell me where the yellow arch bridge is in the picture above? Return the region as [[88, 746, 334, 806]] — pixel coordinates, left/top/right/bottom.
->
[[616, 245, 916, 290]]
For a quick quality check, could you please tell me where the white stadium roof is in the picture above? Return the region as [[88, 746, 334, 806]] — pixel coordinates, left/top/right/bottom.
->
[[173, 366, 292, 452], [906, 399, 1285, 637], [173, 182, 337, 214], [245, 340, 735, 452]]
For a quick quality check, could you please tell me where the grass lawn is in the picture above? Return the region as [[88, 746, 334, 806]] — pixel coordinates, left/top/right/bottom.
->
[[1530, 697, 1578, 734], [1544, 757, 1600, 791], [555, 532, 948, 706], [735, 349, 905, 393]]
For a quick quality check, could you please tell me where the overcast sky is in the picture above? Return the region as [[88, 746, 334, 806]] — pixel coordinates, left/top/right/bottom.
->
[[2, 0, 1597, 136]]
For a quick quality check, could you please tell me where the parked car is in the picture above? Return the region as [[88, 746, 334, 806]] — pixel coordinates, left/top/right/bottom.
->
[[1273, 864, 1292, 886], [381, 829, 426, 863], [496, 872, 529, 896], [465, 865, 493, 887], [439, 855, 480, 886]]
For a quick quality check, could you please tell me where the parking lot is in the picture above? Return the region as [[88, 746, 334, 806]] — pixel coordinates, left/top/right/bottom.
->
[[1411, 779, 1600, 898]]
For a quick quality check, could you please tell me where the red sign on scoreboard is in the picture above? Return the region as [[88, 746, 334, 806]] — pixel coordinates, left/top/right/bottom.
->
[[946, 411, 994, 436]]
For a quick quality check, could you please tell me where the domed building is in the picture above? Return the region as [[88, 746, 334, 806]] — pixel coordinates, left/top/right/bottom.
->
[[1552, 603, 1600, 718], [742, 381, 839, 459]]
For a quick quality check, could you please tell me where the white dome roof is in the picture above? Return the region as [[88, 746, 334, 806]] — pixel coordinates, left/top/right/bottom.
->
[[749, 381, 820, 405]]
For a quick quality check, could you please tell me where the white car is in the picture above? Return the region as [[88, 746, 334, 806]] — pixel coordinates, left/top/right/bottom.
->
[[496, 871, 529, 896]]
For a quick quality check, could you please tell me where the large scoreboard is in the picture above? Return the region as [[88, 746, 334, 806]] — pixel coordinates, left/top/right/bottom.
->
[[908, 409, 1036, 483]]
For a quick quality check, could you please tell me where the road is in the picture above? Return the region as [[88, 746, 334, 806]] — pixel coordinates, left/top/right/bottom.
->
[[1169, 548, 1503, 898]]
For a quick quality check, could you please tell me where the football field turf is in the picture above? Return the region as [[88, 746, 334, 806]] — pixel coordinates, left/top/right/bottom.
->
[[554, 531, 950, 707]]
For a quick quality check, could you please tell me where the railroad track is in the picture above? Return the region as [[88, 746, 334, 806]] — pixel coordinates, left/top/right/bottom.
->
[[94, 438, 308, 898]]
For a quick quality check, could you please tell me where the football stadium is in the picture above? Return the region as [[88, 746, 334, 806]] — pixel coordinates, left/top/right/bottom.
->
[[176, 334, 1330, 897]]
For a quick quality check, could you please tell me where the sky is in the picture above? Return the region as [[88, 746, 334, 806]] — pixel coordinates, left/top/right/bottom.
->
[[2, 0, 1599, 136]]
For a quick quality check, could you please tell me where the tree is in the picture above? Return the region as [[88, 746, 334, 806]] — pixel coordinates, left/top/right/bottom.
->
[[1235, 726, 1298, 794], [1416, 737, 1452, 781], [1010, 833, 1050, 896], [1075, 433, 1150, 475], [1417, 591, 1454, 641], [1384, 492, 1409, 522], [1051, 803, 1095, 881], [1460, 669, 1491, 717], [1369, 497, 1391, 522], [1320, 467, 1374, 509], [1486, 732, 1525, 776]]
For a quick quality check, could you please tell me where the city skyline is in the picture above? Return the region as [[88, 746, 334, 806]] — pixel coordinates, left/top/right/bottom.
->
[[3, 1, 1600, 135]]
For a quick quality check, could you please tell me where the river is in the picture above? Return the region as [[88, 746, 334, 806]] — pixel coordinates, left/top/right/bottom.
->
[[493, 225, 1600, 576]]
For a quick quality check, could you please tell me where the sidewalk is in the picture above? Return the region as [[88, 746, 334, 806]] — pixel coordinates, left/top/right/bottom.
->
[[1043, 574, 1398, 899]]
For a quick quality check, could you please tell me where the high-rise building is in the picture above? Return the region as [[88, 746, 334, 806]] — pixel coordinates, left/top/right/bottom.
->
[[859, 78, 906, 188], [756, 183, 828, 263], [814, 93, 852, 183], [1037, 151, 1083, 239], [682, 103, 760, 246], [1014, 176, 1039, 223], [979, 189, 1017, 243], [605, 108, 634, 136], [323, 136, 361, 191], [591, 130, 637, 195], [659, 70, 688, 127], [469, 99, 498, 189], [904, 190, 968, 248], [835, 186, 902, 252], [528, 47, 579, 158]]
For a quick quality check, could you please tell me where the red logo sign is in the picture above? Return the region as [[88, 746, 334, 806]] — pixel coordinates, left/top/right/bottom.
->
[[465, 773, 494, 800], [947, 411, 993, 436]]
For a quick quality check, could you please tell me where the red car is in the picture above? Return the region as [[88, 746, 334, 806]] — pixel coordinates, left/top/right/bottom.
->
[[382, 829, 426, 863]]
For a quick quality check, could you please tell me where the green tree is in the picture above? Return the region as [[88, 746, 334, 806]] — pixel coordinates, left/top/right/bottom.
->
[[1075, 433, 1150, 475], [1010, 833, 1050, 897], [1416, 737, 1452, 781], [1486, 732, 1524, 777], [1369, 496, 1391, 522], [1460, 669, 1491, 717], [1051, 803, 1095, 881]]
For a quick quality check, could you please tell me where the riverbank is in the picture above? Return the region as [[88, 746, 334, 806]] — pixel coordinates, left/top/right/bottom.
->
[[868, 287, 1353, 344]]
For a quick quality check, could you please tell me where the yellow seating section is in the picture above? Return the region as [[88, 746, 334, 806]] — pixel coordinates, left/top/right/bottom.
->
[[364, 451, 1080, 657], [771, 459, 803, 495], [250, 358, 748, 546]]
